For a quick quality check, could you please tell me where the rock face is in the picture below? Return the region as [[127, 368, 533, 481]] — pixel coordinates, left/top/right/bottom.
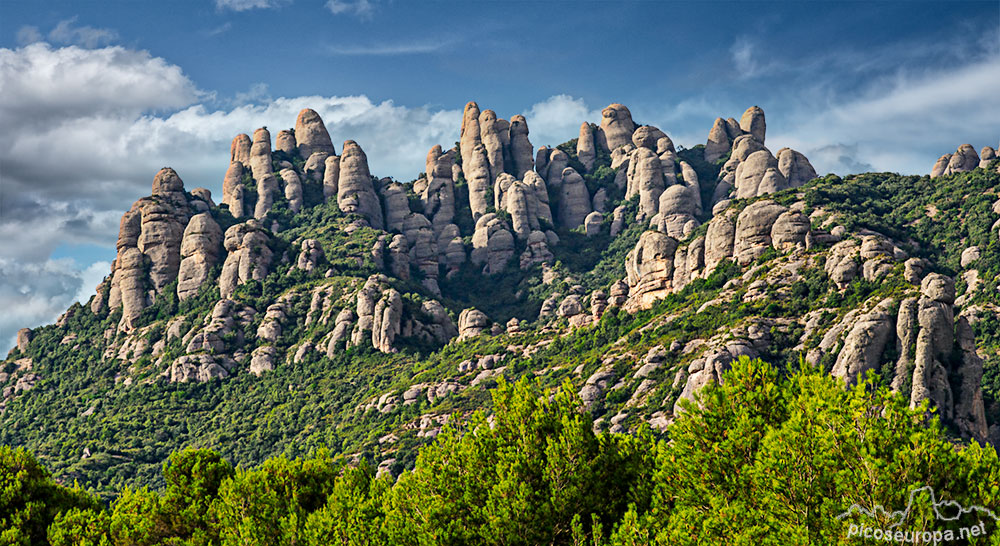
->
[[625, 230, 678, 310], [577, 122, 596, 173], [739, 106, 766, 143], [735, 150, 785, 199], [597, 103, 636, 152], [279, 168, 303, 213], [733, 200, 787, 264], [296, 239, 324, 272], [249, 127, 273, 181], [558, 168, 592, 229], [222, 161, 246, 218], [479, 109, 505, 182], [15, 329, 32, 353], [980, 146, 996, 169], [304, 152, 329, 182], [276, 130, 296, 155], [704, 117, 731, 163], [338, 141, 384, 229], [295, 108, 335, 160], [627, 147, 665, 222], [458, 308, 490, 340], [946, 144, 980, 175], [422, 146, 457, 232], [372, 289, 403, 353], [219, 220, 272, 298], [323, 155, 341, 202], [465, 142, 492, 221], [231, 134, 251, 165], [776, 148, 817, 187], [254, 173, 280, 220], [831, 298, 897, 384], [930, 154, 951, 178], [508, 115, 534, 178], [381, 182, 410, 233], [177, 213, 222, 301], [471, 213, 515, 274]]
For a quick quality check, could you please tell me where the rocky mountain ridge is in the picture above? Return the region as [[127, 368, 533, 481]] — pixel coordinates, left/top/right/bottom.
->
[[3, 100, 999, 491]]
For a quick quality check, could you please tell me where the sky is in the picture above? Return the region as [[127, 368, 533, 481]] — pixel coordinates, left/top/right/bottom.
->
[[0, 0, 998, 353]]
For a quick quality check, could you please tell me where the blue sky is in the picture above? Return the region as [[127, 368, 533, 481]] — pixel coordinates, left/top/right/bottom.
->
[[1, 0, 998, 352]]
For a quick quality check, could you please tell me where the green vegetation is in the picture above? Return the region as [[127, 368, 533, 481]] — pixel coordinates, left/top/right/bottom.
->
[[7, 358, 999, 545]]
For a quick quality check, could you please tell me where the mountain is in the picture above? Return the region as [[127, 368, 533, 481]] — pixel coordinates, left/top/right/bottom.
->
[[2, 101, 999, 499]]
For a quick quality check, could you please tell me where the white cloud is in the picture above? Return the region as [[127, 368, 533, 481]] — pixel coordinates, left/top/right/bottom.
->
[[16, 26, 42, 45], [523, 95, 602, 148], [730, 37, 759, 79], [326, 0, 375, 18], [326, 39, 454, 56], [216, 0, 290, 12], [47, 17, 118, 48], [0, 258, 94, 355]]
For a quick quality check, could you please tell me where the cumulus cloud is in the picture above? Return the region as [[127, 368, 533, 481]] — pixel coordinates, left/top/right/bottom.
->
[[48, 17, 118, 48], [522, 95, 602, 148]]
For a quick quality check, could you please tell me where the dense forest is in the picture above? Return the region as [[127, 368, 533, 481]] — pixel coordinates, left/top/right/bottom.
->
[[6, 357, 1000, 545]]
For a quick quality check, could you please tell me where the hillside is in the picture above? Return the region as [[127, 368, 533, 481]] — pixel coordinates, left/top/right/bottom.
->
[[2, 101, 1000, 502]]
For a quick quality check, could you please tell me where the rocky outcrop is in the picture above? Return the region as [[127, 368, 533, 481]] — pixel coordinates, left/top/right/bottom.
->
[[254, 172, 280, 219], [170, 354, 233, 382], [508, 115, 534, 178], [625, 230, 678, 310], [380, 183, 409, 233], [279, 168, 303, 213], [421, 146, 457, 232], [372, 289, 403, 353], [304, 152, 329, 182], [739, 106, 766, 143], [231, 133, 251, 165], [295, 108, 336, 160], [458, 308, 490, 340], [222, 161, 246, 218], [558, 167, 592, 229], [471, 213, 515, 275], [770, 211, 810, 251], [177, 213, 223, 301], [631, 125, 667, 151], [627, 147, 665, 222], [954, 314, 988, 440], [733, 200, 786, 264], [735, 150, 786, 199], [980, 146, 996, 169], [946, 144, 980, 175], [276, 130, 296, 155], [597, 103, 636, 152], [585, 211, 603, 237], [296, 239, 324, 272], [323, 155, 341, 202], [250, 346, 277, 376], [219, 220, 272, 298], [831, 298, 897, 384], [930, 154, 951, 178], [338, 140, 384, 229], [249, 127, 273, 181], [543, 149, 570, 190], [479, 109, 505, 182], [909, 274, 956, 416], [519, 230, 554, 269], [465, 142, 492, 221], [577, 122, 596, 173], [704, 117, 731, 163], [776, 148, 817, 187], [15, 329, 31, 353]]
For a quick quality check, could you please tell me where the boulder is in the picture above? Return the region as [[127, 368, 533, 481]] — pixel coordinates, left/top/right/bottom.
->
[[631, 125, 667, 150], [584, 211, 603, 237], [465, 143, 492, 221], [171, 354, 233, 382], [733, 200, 787, 264], [704, 117, 731, 163], [597, 103, 636, 152], [930, 154, 951, 178], [979, 146, 996, 169], [303, 151, 329, 182], [945, 144, 980, 175], [735, 150, 784, 199], [250, 346, 277, 376], [15, 328, 32, 353], [739, 106, 766, 143], [831, 298, 897, 384], [296, 239, 324, 272], [769, 211, 810, 251], [253, 173, 279, 219], [704, 215, 736, 273], [279, 168, 303, 213], [372, 289, 403, 353], [519, 230, 554, 270], [626, 147, 665, 222], [776, 148, 817, 187], [544, 149, 570, 190], [219, 220, 273, 298], [577, 122, 596, 173], [625, 230, 679, 309], [458, 308, 490, 340], [177, 213, 223, 300], [558, 167, 592, 229], [338, 140, 384, 229], [508, 115, 534, 178], [960, 246, 980, 268], [295, 108, 335, 160]]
